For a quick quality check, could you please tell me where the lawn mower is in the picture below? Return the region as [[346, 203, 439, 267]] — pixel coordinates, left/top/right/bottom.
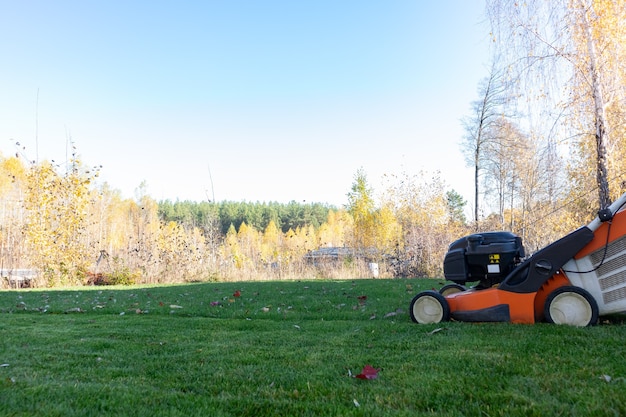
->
[[409, 191, 626, 327]]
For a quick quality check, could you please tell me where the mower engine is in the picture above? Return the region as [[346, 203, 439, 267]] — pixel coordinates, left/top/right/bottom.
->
[[443, 231, 525, 289]]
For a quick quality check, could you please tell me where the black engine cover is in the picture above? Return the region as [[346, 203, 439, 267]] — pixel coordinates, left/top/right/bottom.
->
[[443, 231, 524, 286]]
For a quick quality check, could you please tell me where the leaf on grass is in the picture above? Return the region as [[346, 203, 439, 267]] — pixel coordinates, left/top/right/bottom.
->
[[233, 290, 241, 297], [601, 374, 612, 383], [355, 365, 380, 380], [0, 363, 9, 367], [210, 301, 221, 306], [383, 311, 396, 318], [353, 399, 360, 407], [169, 305, 183, 309], [64, 307, 84, 313], [428, 327, 445, 335]]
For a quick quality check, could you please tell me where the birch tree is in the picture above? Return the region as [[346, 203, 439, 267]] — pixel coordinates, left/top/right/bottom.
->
[[0, 155, 27, 272], [24, 159, 95, 285], [382, 171, 462, 277], [346, 168, 376, 250], [462, 63, 508, 225], [487, 0, 626, 209]]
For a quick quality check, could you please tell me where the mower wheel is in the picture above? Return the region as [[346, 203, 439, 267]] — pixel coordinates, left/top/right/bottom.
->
[[439, 283, 466, 296], [409, 291, 450, 324], [544, 286, 599, 327]]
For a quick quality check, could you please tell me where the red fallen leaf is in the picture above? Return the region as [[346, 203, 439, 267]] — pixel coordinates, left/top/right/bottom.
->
[[357, 295, 367, 305], [233, 290, 241, 297], [355, 365, 380, 380]]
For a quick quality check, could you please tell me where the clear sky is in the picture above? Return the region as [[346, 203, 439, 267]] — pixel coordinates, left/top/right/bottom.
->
[[0, 0, 491, 208]]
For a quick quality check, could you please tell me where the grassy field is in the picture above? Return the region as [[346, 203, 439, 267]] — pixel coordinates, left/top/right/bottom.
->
[[1, 278, 626, 416]]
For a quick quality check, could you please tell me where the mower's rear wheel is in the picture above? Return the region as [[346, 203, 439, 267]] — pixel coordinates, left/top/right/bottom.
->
[[410, 291, 450, 324], [544, 286, 598, 327], [439, 283, 466, 296]]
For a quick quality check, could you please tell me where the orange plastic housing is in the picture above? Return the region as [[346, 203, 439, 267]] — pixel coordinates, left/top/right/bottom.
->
[[446, 288, 536, 323], [533, 271, 572, 322], [446, 271, 572, 324]]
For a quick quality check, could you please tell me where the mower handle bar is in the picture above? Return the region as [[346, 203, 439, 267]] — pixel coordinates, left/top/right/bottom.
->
[[587, 191, 626, 232]]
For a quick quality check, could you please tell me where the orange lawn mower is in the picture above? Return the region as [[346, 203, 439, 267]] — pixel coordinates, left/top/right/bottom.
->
[[409, 191, 626, 327]]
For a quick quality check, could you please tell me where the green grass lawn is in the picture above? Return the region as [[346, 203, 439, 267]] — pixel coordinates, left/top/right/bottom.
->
[[1, 278, 626, 416]]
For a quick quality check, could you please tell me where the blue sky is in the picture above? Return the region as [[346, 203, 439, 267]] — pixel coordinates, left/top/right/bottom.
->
[[0, 1, 490, 208]]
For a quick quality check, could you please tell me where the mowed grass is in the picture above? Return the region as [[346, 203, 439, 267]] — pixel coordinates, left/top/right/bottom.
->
[[1, 278, 626, 416]]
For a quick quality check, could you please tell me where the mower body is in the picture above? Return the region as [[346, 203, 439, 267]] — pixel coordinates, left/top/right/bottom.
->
[[410, 192, 626, 326]]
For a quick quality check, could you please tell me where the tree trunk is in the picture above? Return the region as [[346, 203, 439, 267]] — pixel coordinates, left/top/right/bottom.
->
[[581, 0, 611, 208], [474, 142, 480, 228]]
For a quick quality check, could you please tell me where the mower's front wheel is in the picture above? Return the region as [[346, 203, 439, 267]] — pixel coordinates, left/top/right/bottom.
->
[[544, 286, 599, 327], [410, 291, 450, 324]]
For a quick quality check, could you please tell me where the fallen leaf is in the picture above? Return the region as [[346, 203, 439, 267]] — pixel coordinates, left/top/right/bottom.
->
[[233, 290, 241, 297], [355, 364, 380, 380], [210, 301, 221, 306], [601, 374, 612, 383], [353, 399, 360, 407], [169, 305, 183, 309], [428, 327, 445, 335]]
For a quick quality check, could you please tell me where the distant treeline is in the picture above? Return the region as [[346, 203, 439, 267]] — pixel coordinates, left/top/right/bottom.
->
[[158, 200, 336, 234]]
